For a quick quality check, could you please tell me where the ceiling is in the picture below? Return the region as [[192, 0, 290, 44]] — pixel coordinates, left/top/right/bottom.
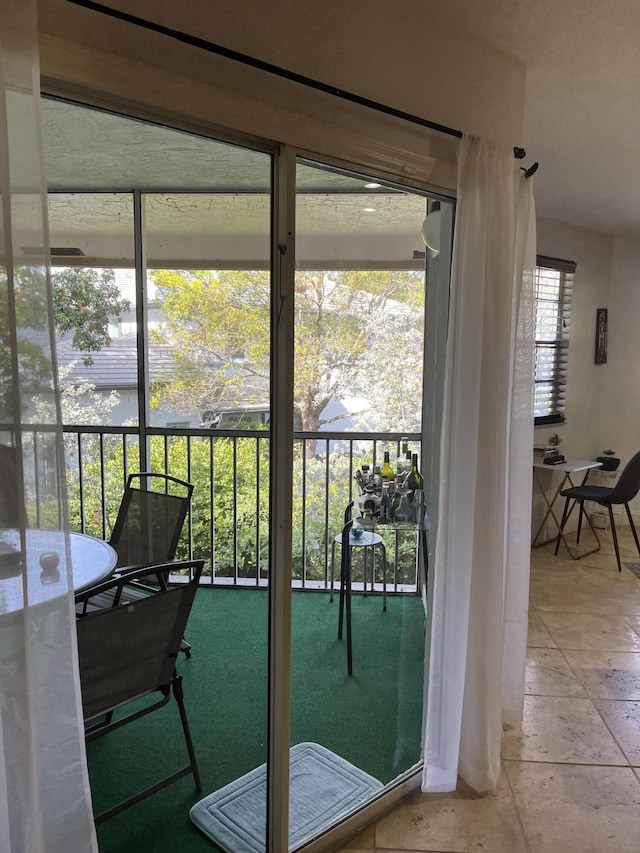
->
[[40, 1, 640, 242], [426, 0, 640, 238], [37, 99, 435, 265]]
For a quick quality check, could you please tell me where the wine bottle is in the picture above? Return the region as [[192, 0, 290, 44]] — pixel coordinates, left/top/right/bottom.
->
[[406, 453, 424, 497], [380, 451, 394, 482]]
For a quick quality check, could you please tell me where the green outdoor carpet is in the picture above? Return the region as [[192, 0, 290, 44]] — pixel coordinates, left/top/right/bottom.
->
[[89, 587, 425, 853]]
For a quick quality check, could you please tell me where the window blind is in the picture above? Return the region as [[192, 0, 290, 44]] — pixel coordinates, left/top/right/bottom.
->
[[534, 255, 575, 425]]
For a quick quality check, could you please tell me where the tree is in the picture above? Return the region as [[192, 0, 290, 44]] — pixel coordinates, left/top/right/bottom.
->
[[51, 267, 130, 365], [150, 268, 424, 435], [0, 265, 129, 419]]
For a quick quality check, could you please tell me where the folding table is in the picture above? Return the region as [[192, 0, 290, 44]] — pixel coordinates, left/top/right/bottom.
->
[[532, 457, 602, 559]]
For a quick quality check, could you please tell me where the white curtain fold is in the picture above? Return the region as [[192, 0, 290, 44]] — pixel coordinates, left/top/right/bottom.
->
[[0, 2, 97, 850], [423, 135, 536, 793]]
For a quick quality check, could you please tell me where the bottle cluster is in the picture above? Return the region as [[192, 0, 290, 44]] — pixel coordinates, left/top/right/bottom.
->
[[354, 438, 425, 525]]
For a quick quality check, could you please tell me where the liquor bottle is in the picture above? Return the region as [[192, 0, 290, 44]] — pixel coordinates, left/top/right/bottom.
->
[[358, 484, 380, 520], [393, 480, 413, 523], [406, 453, 424, 497], [380, 451, 394, 482], [373, 465, 382, 491], [379, 482, 392, 523], [395, 438, 409, 478], [391, 475, 405, 517]]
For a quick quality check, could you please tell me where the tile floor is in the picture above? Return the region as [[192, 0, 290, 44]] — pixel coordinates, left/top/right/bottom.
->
[[339, 525, 640, 852]]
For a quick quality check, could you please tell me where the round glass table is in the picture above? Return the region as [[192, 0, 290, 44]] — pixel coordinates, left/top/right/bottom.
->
[[0, 529, 117, 615]]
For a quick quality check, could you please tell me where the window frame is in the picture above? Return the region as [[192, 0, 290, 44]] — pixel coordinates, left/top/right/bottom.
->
[[534, 254, 576, 426]]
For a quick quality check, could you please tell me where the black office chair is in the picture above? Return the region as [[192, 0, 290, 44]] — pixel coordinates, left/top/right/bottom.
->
[[554, 450, 640, 571], [75, 560, 204, 823]]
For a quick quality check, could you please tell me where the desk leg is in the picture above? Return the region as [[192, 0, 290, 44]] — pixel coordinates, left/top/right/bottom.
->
[[553, 491, 602, 562], [532, 470, 570, 547], [533, 469, 602, 559]]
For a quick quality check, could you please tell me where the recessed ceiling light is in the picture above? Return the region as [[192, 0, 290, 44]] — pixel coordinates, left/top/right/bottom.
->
[[363, 207, 376, 213], [364, 182, 381, 189]]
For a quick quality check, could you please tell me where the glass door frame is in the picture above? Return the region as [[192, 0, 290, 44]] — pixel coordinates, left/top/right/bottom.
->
[[269, 145, 454, 851]]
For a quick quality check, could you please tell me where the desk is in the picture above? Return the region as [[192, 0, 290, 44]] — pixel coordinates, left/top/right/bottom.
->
[[336, 503, 429, 676], [532, 458, 602, 559], [0, 529, 117, 615]]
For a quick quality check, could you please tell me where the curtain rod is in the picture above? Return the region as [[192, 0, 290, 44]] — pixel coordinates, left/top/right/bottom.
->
[[64, 0, 535, 171]]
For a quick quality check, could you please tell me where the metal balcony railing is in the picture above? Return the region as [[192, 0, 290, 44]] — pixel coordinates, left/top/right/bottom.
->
[[18, 424, 422, 593]]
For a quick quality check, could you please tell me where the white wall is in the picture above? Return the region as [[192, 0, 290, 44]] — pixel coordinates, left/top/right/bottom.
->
[[535, 217, 614, 458], [605, 237, 640, 467], [533, 216, 614, 536]]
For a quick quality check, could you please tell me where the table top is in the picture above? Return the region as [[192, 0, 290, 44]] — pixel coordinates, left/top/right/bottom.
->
[[0, 529, 117, 615], [532, 457, 603, 473], [353, 517, 431, 535]]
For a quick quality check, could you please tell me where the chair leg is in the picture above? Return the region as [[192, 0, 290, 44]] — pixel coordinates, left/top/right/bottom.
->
[[624, 503, 640, 556], [576, 502, 585, 544], [379, 542, 387, 612], [330, 540, 337, 603], [363, 547, 369, 597], [608, 505, 622, 571], [554, 497, 572, 555], [172, 674, 202, 792]]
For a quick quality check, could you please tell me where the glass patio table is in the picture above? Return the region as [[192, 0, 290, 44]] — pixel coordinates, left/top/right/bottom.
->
[[0, 529, 117, 616], [336, 502, 429, 676]]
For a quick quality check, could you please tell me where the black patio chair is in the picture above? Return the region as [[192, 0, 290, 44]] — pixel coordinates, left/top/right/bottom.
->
[[554, 450, 640, 571], [109, 471, 194, 575], [78, 472, 195, 655], [75, 560, 204, 824], [0, 443, 21, 529]]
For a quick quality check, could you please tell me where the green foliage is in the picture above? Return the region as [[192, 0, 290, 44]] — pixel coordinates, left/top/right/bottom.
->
[[0, 265, 129, 419], [150, 268, 424, 434], [66, 434, 271, 580], [51, 267, 130, 365], [65, 431, 420, 588], [0, 265, 52, 418]]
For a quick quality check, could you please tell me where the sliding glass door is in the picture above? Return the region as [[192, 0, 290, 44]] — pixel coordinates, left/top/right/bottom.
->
[[288, 157, 452, 847], [40, 95, 454, 851]]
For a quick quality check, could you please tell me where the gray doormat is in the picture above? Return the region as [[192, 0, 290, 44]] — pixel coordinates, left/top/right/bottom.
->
[[189, 741, 382, 853], [624, 563, 640, 579]]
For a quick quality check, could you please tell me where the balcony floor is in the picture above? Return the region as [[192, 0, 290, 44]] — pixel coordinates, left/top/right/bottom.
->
[[89, 585, 426, 853]]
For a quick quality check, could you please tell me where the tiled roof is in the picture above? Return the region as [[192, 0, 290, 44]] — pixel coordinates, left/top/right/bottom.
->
[[56, 333, 176, 388]]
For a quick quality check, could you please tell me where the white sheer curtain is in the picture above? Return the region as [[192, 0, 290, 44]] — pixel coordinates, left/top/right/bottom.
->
[[423, 135, 536, 793], [0, 2, 97, 850]]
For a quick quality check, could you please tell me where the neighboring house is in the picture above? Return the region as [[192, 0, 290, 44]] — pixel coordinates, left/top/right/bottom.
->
[[55, 333, 189, 427], [55, 333, 374, 432]]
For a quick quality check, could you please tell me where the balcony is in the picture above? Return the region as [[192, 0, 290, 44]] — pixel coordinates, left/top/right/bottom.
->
[[87, 580, 426, 853], [21, 423, 423, 595], [14, 422, 428, 850]]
